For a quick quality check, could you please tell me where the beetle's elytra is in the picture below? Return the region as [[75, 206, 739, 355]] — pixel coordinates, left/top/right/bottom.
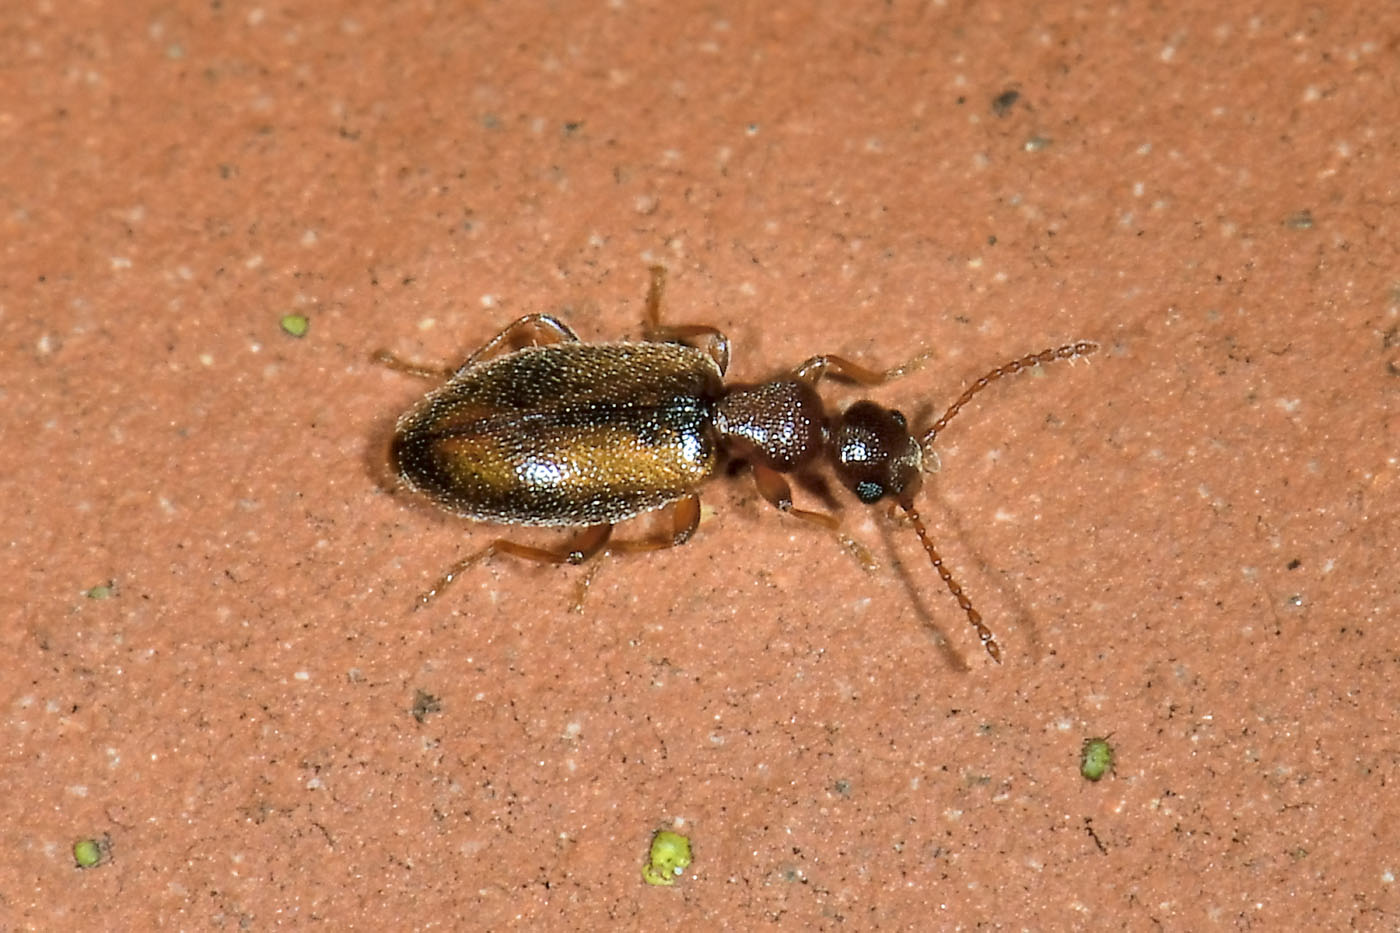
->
[[379, 267, 1096, 662], [391, 341, 724, 526]]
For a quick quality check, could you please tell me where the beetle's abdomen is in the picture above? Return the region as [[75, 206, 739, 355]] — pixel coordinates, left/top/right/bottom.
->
[[391, 343, 723, 526]]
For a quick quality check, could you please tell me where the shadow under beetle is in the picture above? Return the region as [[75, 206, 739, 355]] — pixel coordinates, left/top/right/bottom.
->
[[378, 267, 1096, 662]]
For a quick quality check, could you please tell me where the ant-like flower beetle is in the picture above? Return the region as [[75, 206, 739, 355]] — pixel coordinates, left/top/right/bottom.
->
[[378, 267, 1096, 662]]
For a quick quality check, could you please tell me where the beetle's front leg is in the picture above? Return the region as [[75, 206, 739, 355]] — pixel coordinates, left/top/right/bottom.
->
[[749, 464, 877, 571]]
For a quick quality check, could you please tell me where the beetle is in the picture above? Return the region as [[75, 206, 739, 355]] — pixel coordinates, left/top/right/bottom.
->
[[378, 267, 1096, 662]]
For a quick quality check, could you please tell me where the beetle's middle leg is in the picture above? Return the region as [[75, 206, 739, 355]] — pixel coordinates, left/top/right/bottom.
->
[[375, 313, 581, 380], [608, 493, 703, 554], [641, 265, 731, 374], [570, 493, 705, 610], [749, 464, 878, 571], [416, 523, 613, 606]]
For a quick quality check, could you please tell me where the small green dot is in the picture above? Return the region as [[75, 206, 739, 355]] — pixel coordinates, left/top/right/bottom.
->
[[85, 581, 117, 600], [642, 829, 692, 886], [1081, 737, 1115, 781], [280, 313, 310, 338], [73, 838, 105, 868]]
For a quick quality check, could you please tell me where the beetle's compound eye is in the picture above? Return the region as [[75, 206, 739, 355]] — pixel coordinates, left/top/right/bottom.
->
[[854, 480, 885, 504], [830, 401, 923, 505]]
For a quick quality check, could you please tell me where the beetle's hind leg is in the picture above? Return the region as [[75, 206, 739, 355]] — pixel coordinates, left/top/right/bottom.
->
[[372, 349, 455, 380], [417, 523, 613, 606], [375, 314, 581, 380], [641, 266, 730, 374], [461, 314, 580, 369]]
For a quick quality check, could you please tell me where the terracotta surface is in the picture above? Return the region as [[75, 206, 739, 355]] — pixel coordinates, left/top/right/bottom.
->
[[5, 2, 1398, 929]]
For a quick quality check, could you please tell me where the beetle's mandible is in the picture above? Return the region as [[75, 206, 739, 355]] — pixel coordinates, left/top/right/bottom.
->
[[377, 267, 1097, 662]]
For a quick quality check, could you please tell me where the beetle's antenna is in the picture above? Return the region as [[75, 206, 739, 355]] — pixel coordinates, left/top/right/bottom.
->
[[921, 341, 1097, 448], [897, 497, 1001, 663]]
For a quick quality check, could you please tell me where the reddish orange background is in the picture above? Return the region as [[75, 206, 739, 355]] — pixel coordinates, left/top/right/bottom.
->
[[4, 1, 1397, 928]]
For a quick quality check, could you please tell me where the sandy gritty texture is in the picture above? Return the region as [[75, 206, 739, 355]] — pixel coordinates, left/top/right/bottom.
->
[[4, 1, 1398, 929]]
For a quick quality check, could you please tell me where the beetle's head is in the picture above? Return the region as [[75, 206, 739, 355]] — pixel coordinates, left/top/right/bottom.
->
[[828, 398, 1001, 662], [828, 400, 924, 508]]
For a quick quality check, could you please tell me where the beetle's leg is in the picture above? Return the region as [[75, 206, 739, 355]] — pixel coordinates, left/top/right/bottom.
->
[[792, 349, 934, 387], [417, 523, 613, 605], [570, 494, 704, 611], [372, 349, 454, 380], [750, 464, 877, 571], [374, 314, 581, 380], [642, 265, 730, 374], [609, 493, 703, 553], [461, 314, 580, 369], [919, 341, 1097, 448], [648, 323, 730, 375]]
